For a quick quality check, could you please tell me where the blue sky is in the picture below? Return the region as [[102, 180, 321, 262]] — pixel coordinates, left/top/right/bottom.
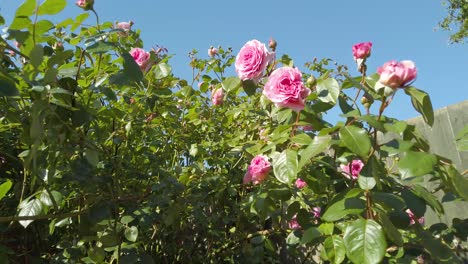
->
[[1, 0, 467, 121]]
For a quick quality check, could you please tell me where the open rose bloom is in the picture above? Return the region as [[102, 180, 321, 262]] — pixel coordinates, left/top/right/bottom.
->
[[340, 159, 364, 180], [243, 155, 271, 185], [129, 48, 151, 71], [263, 67, 311, 112], [235, 40, 274, 83], [377, 60, 417, 89], [117, 21, 133, 36]]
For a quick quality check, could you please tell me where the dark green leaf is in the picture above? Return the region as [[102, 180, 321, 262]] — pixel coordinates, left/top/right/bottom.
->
[[401, 189, 426, 217], [30, 44, 44, 68], [272, 150, 298, 184], [398, 151, 437, 179], [300, 227, 321, 244], [343, 219, 387, 264], [378, 213, 403, 246], [339, 126, 371, 158], [37, 0, 67, 15], [372, 192, 406, 211], [405, 87, 434, 126], [121, 52, 143, 83], [443, 164, 468, 200], [416, 227, 461, 263], [298, 135, 331, 169], [411, 185, 444, 215], [241, 80, 257, 96], [322, 189, 365, 222], [323, 235, 346, 264], [0, 73, 19, 96], [86, 41, 116, 53]]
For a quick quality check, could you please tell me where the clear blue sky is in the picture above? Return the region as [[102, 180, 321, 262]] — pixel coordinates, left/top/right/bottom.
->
[[1, 0, 467, 121]]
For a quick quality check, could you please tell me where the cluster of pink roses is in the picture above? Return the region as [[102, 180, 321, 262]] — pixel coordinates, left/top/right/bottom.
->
[[352, 41, 417, 89]]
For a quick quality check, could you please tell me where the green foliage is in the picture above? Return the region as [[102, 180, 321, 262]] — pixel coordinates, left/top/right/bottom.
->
[[439, 0, 468, 44], [0, 2, 466, 263]]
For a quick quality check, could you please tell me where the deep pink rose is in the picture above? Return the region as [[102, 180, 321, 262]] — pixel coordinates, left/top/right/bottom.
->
[[263, 67, 311, 112], [377, 60, 417, 89], [211, 88, 224, 106], [312, 207, 321, 218], [340, 159, 364, 180], [208, 47, 218, 57], [235, 39, 274, 82], [243, 155, 271, 185], [352, 42, 372, 60], [288, 215, 301, 229], [406, 209, 425, 225], [129, 48, 151, 71], [76, 0, 94, 10], [295, 178, 307, 189]]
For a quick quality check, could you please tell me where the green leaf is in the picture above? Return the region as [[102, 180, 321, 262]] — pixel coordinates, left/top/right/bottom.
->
[[298, 135, 331, 169], [291, 134, 313, 146], [372, 192, 406, 211], [455, 125, 468, 152], [272, 150, 298, 184], [300, 227, 321, 244], [221, 76, 241, 92], [316, 78, 340, 105], [154, 63, 172, 79], [124, 226, 138, 242], [343, 219, 387, 264], [286, 231, 300, 245], [18, 199, 43, 228], [339, 126, 371, 158], [71, 13, 89, 31], [443, 164, 468, 200], [358, 175, 376, 190], [241, 80, 257, 96], [378, 213, 403, 246], [121, 216, 134, 225], [411, 185, 444, 215], [0, 73, 19, 96], [398, 151, 437, 179], [0, 180, 13, 201], [404, 87, 434, 126], [401, 189, 426, 217], [323, 235, 346, 264], [416, 227, 461, 263], [37, 0, 66, 15], [30, 44, 44, 69], [85, 148, 99, 167], [15, 0, 36, 17], [86, 41, 116, 53], [322, 189, 365, 222], [121, 52, 143, 83], [88, 246, 106, 263]]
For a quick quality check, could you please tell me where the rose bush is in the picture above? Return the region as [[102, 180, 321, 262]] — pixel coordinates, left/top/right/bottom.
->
[[0, 1, 467, 263]]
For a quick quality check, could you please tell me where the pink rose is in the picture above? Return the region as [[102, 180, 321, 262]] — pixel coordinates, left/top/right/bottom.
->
[[129, 48, 151, 71], [76, 0, 94, 10], [312, 207, 321, 218], [235, 39, 274, 82], [208, 46, 218, 57], [340, 159, 364, 180], [377, 60, 417, 89], [243, 155, 271, 185], [288, 215, 301, 229], [117, 21, 133, 36], [352, 42, 372, 60], [263, 67, 311, 112], [406, 209, 425, 225], [295, 178, 307, 189], [211, 88, 224, 106]]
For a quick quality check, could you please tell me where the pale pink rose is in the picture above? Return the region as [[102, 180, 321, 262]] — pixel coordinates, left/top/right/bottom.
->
[[117, 21, 133, 36], [76, 0, 94, 10], [312, 207, 321, 218], [352, 42, 372, 60], [295, 178, 307, 189], [243, 155, 271, 185], [377, 60, 417, 89], [406, 209, 425, 225], [288, 215, 301, 229], [129, 48, 151, 71], [263, 67, 311, 112], [211, 88, 224, 106], [208, 47, 218, 57], [235, 39, 274, 82], [340, 160, 364, 180]]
